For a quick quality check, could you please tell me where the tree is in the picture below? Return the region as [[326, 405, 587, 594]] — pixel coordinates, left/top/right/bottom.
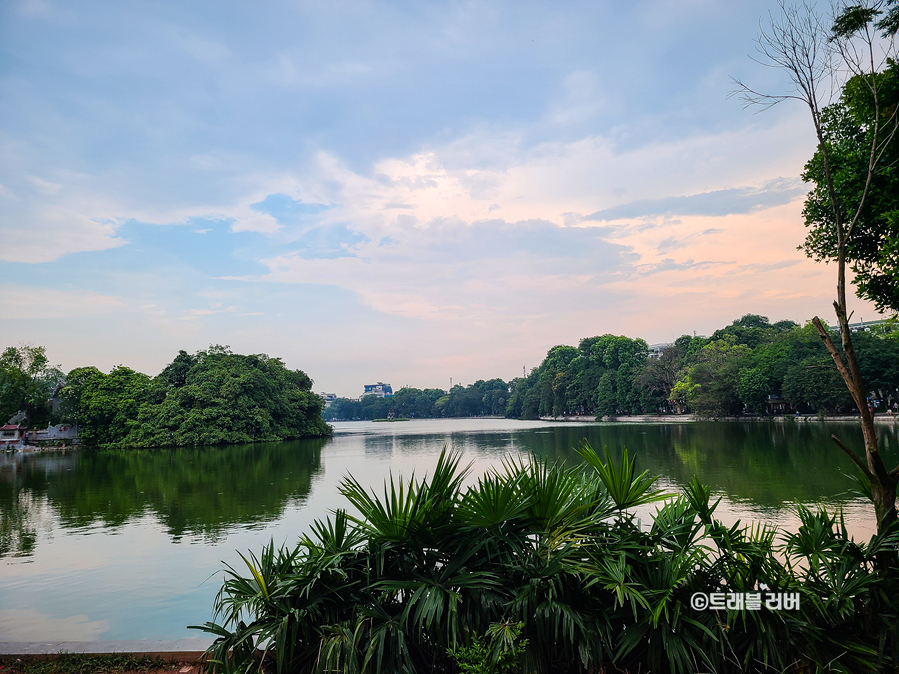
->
[[735, 1, 899, 533], [802, 60, 899, 312], [0, 345, 61, 426], [669, 339, 751, 418], [71, 366, 153, 445], [635, 344, 684, 413], [783, 357, 855, 412], [63, 348, 329, 447], [737, 367, 771, 414]]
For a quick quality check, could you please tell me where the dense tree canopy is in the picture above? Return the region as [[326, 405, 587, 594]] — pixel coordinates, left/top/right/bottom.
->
[[12, 312, 899, 439], [0, 345, 63, 426], [324, 315, 899, 422], [802, 60, 899, 312], [507, 315, 899, 419], [60, 346, 329, 447]]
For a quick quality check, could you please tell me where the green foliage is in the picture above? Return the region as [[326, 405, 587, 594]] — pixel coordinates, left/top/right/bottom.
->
[[0, 344, 62, 426], [197, 445, 899, 674], [737, 367, 770, 414], [506, 334, 650, 419], [71, 366, 153, 445], [783, 357, 855, 413], [447, 622, 527, 674], [669, 339, 751, 418], [63, 346, 330, 447], [801, 59, 899, 312], [324, 381, 509, 421], [501, 314, 899, 419]]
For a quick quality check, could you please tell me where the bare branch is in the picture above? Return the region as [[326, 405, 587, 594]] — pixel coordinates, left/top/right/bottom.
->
[[811, 316, 863, 408], [731, 1, 836, 114], [832, 433, 874, 478]]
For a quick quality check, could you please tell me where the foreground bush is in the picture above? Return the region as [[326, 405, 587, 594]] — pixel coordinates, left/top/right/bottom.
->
[[195, 444, 899, 673]]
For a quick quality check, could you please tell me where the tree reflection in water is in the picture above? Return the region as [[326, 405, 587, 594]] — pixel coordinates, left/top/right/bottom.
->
[[0, 438, 324, 556]]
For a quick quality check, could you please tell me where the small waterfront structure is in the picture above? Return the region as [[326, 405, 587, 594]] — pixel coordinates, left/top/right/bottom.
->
[[0, 424, 27, 449], [766, 395, 790, 415]]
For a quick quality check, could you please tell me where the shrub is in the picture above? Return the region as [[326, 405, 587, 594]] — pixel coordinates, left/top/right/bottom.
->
[[194, 444, 899, 673]]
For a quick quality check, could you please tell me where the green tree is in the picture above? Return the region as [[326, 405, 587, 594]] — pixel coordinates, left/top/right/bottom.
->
[[737, 1, 899, 533], [0, 345, 61, 426], [63, 348, 329, 447], [670, 339, 751, 418], [783, 358, 855, 413], [737, 367, 771, 414], [72, 366, 153, 445], [634, 345, 685, 413], [802, 60, 899, 313], [594, 371, 617, 416]]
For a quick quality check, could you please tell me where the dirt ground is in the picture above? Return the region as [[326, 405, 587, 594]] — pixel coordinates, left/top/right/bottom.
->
[[0, 656, 206, 674]]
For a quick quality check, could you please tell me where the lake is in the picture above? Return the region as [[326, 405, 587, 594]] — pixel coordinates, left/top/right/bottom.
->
[[2, 418, 898, 643]]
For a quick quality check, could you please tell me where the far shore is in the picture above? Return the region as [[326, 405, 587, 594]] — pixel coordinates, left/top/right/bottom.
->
[[544, 413, 899, 424]]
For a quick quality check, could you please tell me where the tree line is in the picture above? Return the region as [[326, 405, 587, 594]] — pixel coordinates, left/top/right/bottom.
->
[[323, 314, 899, 421], [512, 314, 899, 419], [323, 379, 511, 421]]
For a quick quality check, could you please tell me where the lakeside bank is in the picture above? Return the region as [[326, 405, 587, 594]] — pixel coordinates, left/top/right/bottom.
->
[[542, 413, 899, 424]]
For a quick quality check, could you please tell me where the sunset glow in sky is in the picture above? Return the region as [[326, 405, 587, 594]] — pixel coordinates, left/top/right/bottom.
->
[[0, 0, 881, 396]]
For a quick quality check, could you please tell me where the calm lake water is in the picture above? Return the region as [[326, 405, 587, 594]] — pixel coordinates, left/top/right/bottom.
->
[[2, 418, 898, 642]]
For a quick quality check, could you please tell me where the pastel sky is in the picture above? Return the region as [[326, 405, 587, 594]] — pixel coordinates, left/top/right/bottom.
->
[[0, 0, 880, 397]]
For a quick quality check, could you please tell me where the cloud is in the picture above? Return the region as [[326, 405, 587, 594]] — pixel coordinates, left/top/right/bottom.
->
[[656, 225, 726, 254], [583, 178, 807, 222], [0, 285, 127, 319], [231, 213, 281, 233]]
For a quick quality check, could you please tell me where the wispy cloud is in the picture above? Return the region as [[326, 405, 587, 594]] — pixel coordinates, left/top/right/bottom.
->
[[583, 178, 806, 222]]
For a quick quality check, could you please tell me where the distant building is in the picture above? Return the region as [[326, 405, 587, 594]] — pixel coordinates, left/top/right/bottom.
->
[[647, 343, 674, 359], [318, 393, 338, 408], [0, 424, 27, 449], [828, 318, 893, 334], [363, 382, 393, 398]]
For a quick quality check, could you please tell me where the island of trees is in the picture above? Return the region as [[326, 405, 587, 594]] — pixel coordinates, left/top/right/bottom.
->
[[0, 344, 330, 447]]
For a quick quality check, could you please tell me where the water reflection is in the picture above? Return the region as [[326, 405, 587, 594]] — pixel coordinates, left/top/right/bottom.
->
[[2, 421, 897, 560], [2, 419, 898, 642], [517, 421, 899, 507], [0, 438, 325, 556]]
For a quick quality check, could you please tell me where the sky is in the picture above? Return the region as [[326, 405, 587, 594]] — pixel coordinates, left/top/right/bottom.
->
[[0, 0, 883, 397]]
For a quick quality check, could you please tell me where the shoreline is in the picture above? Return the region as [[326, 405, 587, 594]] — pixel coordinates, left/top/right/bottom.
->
[[542, 413, 899, 424], [0, 639, 212, 660]]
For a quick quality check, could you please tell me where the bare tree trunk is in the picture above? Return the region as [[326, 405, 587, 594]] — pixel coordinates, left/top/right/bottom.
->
[[811, 313, 898, 533]]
